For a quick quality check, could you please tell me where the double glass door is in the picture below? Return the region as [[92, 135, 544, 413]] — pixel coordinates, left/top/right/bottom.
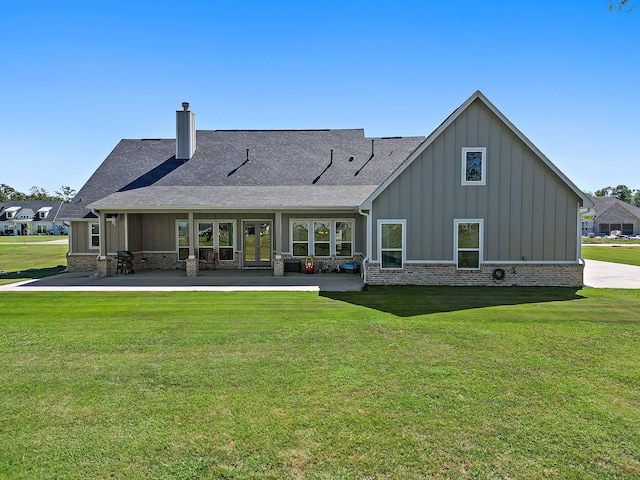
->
[[243, 221, 272, 267]]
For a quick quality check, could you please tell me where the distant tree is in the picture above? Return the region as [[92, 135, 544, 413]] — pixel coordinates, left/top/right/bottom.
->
[[28, 186, 54, 201], [610, 184, 633, 202], [54, 186, 76, 203], [0, 184, 27, 201], [0, 184, 78, 202], [632, 190, 640, 208], [594, 186, 612, 197]]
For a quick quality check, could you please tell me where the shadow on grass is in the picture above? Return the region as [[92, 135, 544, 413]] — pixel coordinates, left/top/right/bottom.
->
[[321, 286, 585, 317], [0, 265, 66, 281]]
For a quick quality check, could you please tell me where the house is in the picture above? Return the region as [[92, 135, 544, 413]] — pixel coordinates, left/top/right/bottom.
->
[[0, 201, 68, 236], [586, 196, 640, 236], [59, 92, 592, 286]]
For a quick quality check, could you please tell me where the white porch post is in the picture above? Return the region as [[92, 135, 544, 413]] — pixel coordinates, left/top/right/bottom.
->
[[273, 212, 284, 277], [275, 212, 282, 255], [96, 211, 110, 277], [98, 212, 107, 258], [186, 211, 198, 277]]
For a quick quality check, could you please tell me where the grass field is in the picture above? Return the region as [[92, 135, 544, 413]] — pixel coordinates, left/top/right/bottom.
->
[[0, 240, 68, 285], [0, 242, 68, 285], [1, 288, 639, 479], [582, 236, 640, 245], [582, 245, 640, 267], [0, 235, 67, 243]]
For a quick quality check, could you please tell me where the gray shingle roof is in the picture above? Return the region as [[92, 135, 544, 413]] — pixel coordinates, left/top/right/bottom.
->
[[0, 201, 65, 222], [60, 129, 425, 218], [590, 196, 640, 219]]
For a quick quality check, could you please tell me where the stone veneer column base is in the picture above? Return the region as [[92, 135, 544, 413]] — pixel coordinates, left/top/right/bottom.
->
[[96, 257, 110, 278], [185, 257, 198, 277], [273, 257, 284, 277]]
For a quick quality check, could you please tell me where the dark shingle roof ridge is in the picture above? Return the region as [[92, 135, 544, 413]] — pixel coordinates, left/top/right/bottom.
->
[[213, 128, 336, 132]]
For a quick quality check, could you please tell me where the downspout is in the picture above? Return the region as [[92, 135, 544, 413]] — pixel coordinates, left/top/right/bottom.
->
[[358, 206, 370, 289]]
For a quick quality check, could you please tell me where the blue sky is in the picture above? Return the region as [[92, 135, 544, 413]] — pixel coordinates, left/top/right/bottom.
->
[[1, 1, 638, 195]]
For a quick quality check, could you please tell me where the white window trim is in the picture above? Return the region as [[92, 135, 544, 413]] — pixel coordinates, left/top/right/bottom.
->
[[289, 219, 355, 257], [89, 221, 100, 250], [378, 219, 406, 270], [461, 147, 487, 186], [454, 218, 484, 270], [176, 220, 190, 260], [195, 220, 236, 261]]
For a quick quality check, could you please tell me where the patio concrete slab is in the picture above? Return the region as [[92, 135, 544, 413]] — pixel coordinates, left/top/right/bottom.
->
[[3, 260, 639, 291], [0, 269, 365, 292]]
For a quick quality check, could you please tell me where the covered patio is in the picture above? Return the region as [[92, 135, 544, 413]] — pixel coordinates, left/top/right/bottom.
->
[[5, 269, 365, 292]]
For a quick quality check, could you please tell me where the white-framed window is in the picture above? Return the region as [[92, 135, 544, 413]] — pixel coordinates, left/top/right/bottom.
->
[[378, 219, 405, 269], [335, 221, 353, 257], [177, 221, 189, 260], [313, 221, 331, 257], [290, 219, 354, 257], [89, 222, 100, 249], [196, 220, 236, 261], [291, 221, 310, 256], [6, 211, 14, 219], [461, 147, 486, 186], [454, 219, 483, 270]]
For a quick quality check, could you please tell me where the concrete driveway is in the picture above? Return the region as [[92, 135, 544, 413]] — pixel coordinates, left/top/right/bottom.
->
[[583, 259, 640, 288]]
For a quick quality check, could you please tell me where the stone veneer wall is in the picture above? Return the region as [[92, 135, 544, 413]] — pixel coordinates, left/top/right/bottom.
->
[[279, 253, 365, 274], [66, 254, 99, 272], [132, 251, 242, 272], [366, 263, 584, 287]]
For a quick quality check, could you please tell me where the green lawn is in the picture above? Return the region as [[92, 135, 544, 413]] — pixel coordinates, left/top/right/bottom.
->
[[1, 288, 639, 479], [0, 235, 67, 243], [582, 236, 640, 245], [0, 243, 68, 284], [582, 245, 640, 267]]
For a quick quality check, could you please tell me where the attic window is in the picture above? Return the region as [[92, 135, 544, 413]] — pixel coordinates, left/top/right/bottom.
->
[[6, 211, 14, 219], [461, 147, 486, 186]]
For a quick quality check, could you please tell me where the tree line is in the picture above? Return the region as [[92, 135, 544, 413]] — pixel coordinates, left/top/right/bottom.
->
[[586, 185, 640, 207], [0, 184, 76, 203]]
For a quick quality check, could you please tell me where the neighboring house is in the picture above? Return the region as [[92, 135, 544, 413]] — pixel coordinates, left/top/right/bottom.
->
[[59, 91, 592, 286], [586, 196, 640, 236], [0, 201, 68, 236]]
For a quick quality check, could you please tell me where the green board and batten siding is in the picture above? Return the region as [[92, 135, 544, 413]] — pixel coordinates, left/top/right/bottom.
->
[[370, 98, 581, 263]]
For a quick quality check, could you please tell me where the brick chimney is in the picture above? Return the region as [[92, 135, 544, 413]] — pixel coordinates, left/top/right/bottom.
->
[[176, 102, 196, 160]]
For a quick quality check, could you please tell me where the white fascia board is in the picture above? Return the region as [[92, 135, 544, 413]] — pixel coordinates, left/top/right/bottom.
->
[[87, 205, 361, 213]]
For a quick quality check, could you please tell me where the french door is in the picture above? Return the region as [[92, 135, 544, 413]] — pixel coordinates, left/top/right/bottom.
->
[[243, 221, 272, 267]]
